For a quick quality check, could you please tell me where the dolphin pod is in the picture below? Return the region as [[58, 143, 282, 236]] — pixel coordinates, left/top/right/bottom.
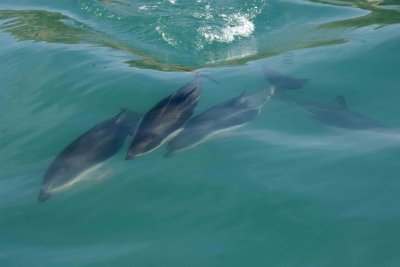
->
[[38, 70, 386, 202]]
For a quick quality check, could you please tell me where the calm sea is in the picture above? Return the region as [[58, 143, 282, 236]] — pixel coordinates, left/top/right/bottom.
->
[[1, 0, 400, 266]]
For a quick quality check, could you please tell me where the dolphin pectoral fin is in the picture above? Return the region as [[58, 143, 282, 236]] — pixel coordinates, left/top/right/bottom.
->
[[331, 95, 349, 110], [263, 67, 309, 90], [234, 90, 248, 104]]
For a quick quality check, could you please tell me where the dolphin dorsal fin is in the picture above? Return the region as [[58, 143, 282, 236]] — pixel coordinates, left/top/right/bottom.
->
[[235, 90, 248, 105], [113, 108, 127, 124], [332, 95, 348, 110], [239, 90, 247, 98]]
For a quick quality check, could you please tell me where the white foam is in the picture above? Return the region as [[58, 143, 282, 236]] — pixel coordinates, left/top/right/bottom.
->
[[198, 13, 255, 44], [155, 25, 178, 46]]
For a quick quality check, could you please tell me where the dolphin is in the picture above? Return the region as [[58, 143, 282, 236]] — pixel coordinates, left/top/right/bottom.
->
[[263, 69, 385, 130], [126, 76, 202, 159], [165, 87, 275, 157], [285, 94, 385, 130], [38, 109, 141, 202]]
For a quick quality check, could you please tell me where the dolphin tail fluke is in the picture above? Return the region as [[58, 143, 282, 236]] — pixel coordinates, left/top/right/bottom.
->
[[263, 67, 309, 91], [37, 190, 51, 203]]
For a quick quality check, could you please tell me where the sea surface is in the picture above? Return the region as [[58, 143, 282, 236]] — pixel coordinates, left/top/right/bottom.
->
[[1, 0, 400, 266]]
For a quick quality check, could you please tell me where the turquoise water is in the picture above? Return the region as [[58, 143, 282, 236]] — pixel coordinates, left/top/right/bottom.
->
[[1, 0, 400, 266]]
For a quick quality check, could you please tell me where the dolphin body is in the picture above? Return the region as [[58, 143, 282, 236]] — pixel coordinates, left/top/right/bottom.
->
[[286, 95, 385, 130], [38, 109, 141, 202], [165, 88, 274, 157], [126, 76, 202, 159], [263, 68, 385, 130]]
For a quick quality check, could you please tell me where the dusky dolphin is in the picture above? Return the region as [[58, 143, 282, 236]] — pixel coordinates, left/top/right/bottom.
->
[[126, 76, 202, 159], [263, 69, 385, 130], [165, 87, 275, 157], [38, 109, 141, 202], [285, 95, 385, 130]]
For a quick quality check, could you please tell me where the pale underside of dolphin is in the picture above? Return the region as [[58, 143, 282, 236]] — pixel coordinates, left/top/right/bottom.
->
[[38, 109, 141, 202], [126, 76, 202, 159], [165, 87, 275, 157]]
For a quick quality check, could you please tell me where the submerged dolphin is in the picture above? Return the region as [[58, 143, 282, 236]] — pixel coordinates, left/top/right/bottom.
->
[[285, 94, 385, 130], [38, 109, 141, 202], [263, 68, 385, 130], [126, 76, 202, 159], [165, 88, 275, 157]]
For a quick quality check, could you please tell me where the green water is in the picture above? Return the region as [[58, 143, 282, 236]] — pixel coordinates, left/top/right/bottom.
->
[[1, 0, 400, 266]]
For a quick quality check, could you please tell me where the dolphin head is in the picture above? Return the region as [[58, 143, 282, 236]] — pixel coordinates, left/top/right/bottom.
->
[[37, 188, 52, 202]]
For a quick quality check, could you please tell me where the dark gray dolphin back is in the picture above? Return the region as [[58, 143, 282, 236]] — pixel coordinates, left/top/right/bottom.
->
[[38, 109, 141, 202], [126, 76, 201, 159]]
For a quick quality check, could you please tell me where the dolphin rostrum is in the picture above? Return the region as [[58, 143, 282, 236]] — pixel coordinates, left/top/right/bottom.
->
[[38, 109, 141, 202], [126, 76, 202, 159], [165, 87, 275, 157]]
